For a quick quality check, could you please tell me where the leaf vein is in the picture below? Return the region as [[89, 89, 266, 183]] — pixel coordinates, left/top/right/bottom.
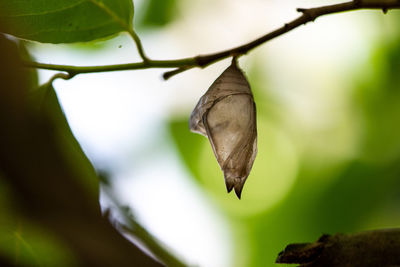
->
[[3, 1, 86, 18], [22, 20, 116, 38], [86, 0, 130, 30]]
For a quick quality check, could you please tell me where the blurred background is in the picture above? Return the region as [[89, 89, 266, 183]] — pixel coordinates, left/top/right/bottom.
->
[[22, 0, 400, 266]]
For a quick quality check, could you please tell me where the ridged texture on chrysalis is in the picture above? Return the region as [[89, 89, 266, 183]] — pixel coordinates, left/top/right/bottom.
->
[[189, 60, 257, 199]]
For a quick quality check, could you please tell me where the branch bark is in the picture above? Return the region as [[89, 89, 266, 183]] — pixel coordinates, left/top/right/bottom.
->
[[22, 0, 400, 81], [276, 229, 400, 267]]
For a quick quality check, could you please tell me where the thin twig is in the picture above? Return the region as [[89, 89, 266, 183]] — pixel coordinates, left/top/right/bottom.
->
[[47, 72, 72, 83], [163, 66, 193, 80], [38, 72, 72, 89], [23, 0, 400, 79], [24, 59, 196, 77]]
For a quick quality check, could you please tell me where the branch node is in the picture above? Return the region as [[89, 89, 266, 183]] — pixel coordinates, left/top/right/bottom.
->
[[68, 71, 77, 79], [163, 67, 190, 80], [52, 72, 72, 82], [382, 7, 388, 14], [353, 0, 362, 7], [230, 51, 243, 59], [231, 56, 238, 66], [297, 8, 316, 21]]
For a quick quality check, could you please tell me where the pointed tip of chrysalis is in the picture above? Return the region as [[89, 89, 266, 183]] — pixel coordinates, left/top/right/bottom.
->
[[234, 185, 243, 199], [225, 175, 246, 199], [225, 179, 234, 193]]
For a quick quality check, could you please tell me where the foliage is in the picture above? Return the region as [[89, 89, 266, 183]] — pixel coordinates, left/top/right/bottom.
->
[[0, 0, 134, 43], [0, 17, 162, 267], [1, 0, 400, 267]]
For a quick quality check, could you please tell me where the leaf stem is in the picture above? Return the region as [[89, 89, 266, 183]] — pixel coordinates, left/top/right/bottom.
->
[[25, 0, 400, 79], [87, 0, 149, 61], [127, 29, 149, 62]]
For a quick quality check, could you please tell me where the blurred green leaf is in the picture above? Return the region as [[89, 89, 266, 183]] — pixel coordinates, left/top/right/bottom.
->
[[0, 178, 76, 267], [0, 34, 163, 266], [245, 58, 281, 122], [138, 0, 178, 28], [0, 0, 134, 43], [168, 118, 205, 183], [30, 82, 100, 196], [353, 34, 400, 164], [308, 161, 400, 231], [18, 41, 38, 87], [0, 220, 78, 267]]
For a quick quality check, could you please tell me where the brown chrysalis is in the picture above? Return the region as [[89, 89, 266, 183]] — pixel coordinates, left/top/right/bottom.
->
[[189, 59, 257, 199]]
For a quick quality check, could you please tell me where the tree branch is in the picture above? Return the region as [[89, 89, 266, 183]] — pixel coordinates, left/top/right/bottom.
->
[[23, 0, 400, 80], [276, 229, 400, 266], [24, 58, 196, 77]]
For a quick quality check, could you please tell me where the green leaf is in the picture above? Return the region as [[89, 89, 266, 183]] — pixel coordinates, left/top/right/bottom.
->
[[0, 34, 163, 267], [30, 82, 100, 197], [0, 0, 134, 43]]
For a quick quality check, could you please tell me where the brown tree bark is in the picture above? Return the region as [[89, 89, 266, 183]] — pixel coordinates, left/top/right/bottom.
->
[[276, 229, 400, 267]]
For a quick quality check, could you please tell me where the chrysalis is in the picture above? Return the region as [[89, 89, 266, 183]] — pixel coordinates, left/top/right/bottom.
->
[[189, 59, 257, 199]]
